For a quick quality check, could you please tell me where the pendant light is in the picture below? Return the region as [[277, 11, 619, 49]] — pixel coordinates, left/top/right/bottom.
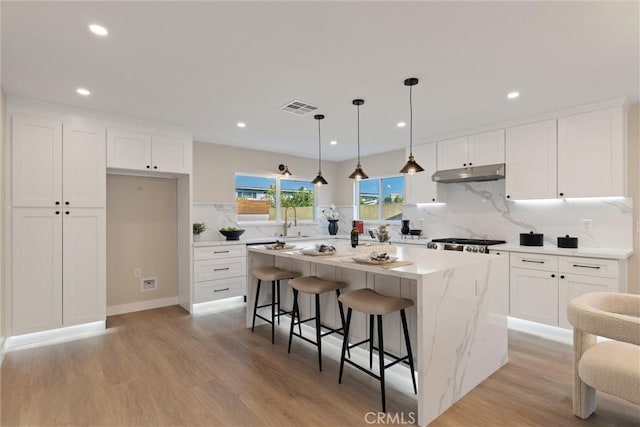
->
[[348, 99, 369, 180], [312, 114, 328, 185], [399, 77, 425, 174], [278, 164, 292, 177]]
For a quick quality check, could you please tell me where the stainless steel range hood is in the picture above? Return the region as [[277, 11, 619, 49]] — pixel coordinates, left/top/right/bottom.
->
[[431, 163, 506, 183]]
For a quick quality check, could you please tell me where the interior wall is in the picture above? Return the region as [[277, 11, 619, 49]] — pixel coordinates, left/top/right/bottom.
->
[[106, 175, 178, 307], [0, 88, 5, 351], [192, 141, 337, 205], [627, 102, 639, 295], [334, 148, 406, 205]]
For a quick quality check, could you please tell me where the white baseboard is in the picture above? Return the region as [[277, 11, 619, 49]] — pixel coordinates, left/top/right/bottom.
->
[[107, 296, 178, 316]]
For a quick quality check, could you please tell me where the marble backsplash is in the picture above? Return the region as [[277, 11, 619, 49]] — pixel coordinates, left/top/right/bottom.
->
[[194, 181, 632, 249], [402, 180, 632, 249]]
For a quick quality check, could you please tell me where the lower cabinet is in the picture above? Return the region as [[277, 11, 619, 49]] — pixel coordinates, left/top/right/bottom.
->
[[508, 252, 624, 328], [193, 244, 246, 303], [12, 207, 106, 334]]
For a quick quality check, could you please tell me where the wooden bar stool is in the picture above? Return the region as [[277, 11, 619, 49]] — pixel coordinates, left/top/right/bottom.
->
[[251, 266, 301, 344], [338, 288, 417, 412], [287, 276, 348, 371]]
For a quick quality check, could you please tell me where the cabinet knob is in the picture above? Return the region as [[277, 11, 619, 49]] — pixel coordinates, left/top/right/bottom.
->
[[551, 274, 555, 278], [559, 192, 564, 197], [65, 211, 70, 215], [432, 198, 435, 202], [463, 163, 467, 167], [146, 165, 150, 169], [469, 162, 473, 166], [65, 201, 69, 205], [506, 195, 510, 199], [55, 211, 60, 215], [153, 166, 158, 169], [55, 201, 60, 205]]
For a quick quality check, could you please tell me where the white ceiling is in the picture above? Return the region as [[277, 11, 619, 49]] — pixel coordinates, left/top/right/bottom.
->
[[2, 1, 638, 161]]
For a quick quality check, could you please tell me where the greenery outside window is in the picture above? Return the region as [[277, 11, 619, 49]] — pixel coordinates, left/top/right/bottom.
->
[[357, 176, 404, 221], [235, 174, 315, 222]]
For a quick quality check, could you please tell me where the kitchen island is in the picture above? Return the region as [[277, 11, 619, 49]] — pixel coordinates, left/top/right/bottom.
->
[[246, 241, 509, 426]]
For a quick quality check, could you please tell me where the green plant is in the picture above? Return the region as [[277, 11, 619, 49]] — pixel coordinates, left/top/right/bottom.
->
[[376, 224, 390, 242], [193, 222, 206, 235]]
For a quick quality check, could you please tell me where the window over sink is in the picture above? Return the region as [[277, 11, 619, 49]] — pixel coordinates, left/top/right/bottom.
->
[[235, 174, 315, 222]]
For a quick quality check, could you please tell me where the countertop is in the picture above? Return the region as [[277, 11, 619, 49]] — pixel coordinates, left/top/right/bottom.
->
[[491, 243, 632, 260]]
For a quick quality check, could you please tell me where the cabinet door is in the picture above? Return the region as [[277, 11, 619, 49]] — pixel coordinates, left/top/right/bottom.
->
[[151, 135, 192, 174], [12, 208, 63, 334], [509, 268, 558, 326], [468, 129, 505, 167], [12, 116, 63, 207], [505, 120, 557, 200], [437, 136, 468, 170], [62, 208, 106, 326], [63, 125, 106, 207], [558, 274, 617, 329], [557, 107, 625, 197], [405, 143, 438, 203], [106, 129, 152, 171]]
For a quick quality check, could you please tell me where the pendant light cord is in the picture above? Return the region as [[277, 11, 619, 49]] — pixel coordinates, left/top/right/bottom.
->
[[317, 119, 322, 173], [409, 84, 413, 155], [357, 104, 361, 164]]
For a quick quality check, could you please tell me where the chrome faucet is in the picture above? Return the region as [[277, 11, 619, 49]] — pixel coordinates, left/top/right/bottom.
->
[[283, 206, 297, 237]]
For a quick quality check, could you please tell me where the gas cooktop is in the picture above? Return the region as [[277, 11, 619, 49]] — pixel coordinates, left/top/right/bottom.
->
[[430, 238, 506, 246]]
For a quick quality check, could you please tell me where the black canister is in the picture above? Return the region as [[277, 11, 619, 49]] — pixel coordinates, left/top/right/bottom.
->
[[401, 220, 411, 235], [557, 235, 578, 248], [520, 231, 544, 246]]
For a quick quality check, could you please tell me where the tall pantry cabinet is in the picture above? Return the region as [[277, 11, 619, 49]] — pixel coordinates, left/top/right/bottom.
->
[[11, 116, 106, 334]]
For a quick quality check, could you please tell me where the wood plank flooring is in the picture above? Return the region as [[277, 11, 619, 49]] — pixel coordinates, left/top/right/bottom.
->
[[2, 304, 639, 426]]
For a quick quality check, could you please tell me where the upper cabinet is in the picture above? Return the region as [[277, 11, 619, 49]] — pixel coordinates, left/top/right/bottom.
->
[[12, 116, 106, 208], [107, 129, 192, 174], [557, 107, 625, 198], [505, 120, 557, 200], [405, 142, 439, 203], [437, 130, 504, 170], [505, 106, 626, 200]]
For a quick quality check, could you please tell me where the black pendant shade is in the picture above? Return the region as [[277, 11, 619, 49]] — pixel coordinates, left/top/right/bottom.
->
[[278, 164, 292, 177], [312, 114, 328, 185], [400, 77, 425, 174], [349, 99, 369, 180]]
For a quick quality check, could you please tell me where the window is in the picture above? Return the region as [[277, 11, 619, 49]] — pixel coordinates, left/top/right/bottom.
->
[[357, 176, 404, 221], [235, 174, 315, 222]]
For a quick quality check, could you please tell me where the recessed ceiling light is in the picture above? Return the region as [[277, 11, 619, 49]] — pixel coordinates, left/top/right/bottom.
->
[[76, 88, 91, 96], [330, 140, 337, 145], [88, 24, 108, 36], [507, 91, 520, 99], [237, 122, 246, 128], [397, 122, 406, 128]]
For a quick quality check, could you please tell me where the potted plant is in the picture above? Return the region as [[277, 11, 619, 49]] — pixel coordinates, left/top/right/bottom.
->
[[193, 222, 206, 242]]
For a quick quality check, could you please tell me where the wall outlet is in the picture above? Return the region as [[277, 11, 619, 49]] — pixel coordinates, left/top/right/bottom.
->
[[134, 268, 142, 278], [582, 219, 593, 233], [141, 277, 157, 292]]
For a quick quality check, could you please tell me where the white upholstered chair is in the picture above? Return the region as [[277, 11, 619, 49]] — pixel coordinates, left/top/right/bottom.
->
[[567, 292, 640, 419]]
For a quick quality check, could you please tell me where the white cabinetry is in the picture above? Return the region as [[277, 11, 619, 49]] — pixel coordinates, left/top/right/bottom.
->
[[437, 130, 504, 170], [505, 120, 557, 200], [193, 245, 246, 303], [509, 252, 624, 328], [10, 115, 107, 335], [405, 142, 439, 203], [557, 107, 625, 198], [107, 129, 192, 174]]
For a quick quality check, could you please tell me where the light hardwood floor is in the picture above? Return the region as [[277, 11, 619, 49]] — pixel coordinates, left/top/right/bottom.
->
[[2, 304, 639, 426]]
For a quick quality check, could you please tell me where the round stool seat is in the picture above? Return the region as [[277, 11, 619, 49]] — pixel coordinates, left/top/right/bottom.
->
[[252, 266, 300, 282], [289, 276, 347, 295], [339, 288, 413, 315]]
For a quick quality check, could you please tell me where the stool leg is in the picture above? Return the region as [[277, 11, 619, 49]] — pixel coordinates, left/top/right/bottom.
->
[[339, 308, 352, 384], [377, 314, 386, 413], [401, 309, 417, 394], [315, 294, 322, 371], [335, 289, 350, 358], [369, 314, 374, 369], [288, 289, 299, 353], [271, 281, 276, 344], [251, 279, 262, 332], [276, 280, 282, 325]]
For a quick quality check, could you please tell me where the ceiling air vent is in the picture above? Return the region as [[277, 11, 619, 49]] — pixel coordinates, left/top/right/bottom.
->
[[280, 100, 319, 116]]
